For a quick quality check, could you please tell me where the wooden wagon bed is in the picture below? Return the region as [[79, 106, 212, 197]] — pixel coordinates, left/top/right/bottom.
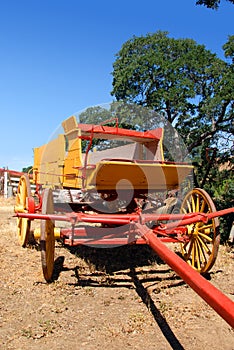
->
[[33, 116, 193, 192]]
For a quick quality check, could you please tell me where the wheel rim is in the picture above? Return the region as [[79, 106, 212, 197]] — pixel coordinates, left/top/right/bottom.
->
[[180, 188, 220, 274], [40, 188, 55, 282], [15, 175, 31, 247]]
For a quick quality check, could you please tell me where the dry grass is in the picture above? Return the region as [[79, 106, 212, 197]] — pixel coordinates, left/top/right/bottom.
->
[[0, 196, 233, 350]]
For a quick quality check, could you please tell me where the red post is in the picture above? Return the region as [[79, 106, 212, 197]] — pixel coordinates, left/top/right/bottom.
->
[[139, 224, 234, 329]]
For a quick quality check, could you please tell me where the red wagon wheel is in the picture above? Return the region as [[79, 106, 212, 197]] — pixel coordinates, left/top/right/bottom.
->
[[40, 188, 55, 282], [15, 174, 32, 247], [180, 188, 220, 274]]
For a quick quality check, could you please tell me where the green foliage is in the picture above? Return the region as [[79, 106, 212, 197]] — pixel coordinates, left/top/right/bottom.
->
[[196, 0, 234, 9], [223, 35, 234, 62], [79, 105, 111, 125], [78, 102, 188, 162], [112, 32, 233, 156], [79, 106, 111, 151], [205, 166, 234, 242], [78, 103, 140, 152], [22, 166, 33, 173], [191, 145, 233, 240]]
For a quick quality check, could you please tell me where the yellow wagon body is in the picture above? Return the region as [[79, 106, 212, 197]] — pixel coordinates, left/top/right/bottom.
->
[[33, 116, 193, 193], [85, 160, 192, 192]]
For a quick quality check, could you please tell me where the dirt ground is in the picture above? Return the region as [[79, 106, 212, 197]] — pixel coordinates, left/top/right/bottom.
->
[[0, 197, 233, 350]]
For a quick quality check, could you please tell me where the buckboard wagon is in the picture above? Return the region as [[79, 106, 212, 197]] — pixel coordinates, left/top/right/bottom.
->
[[14, 116, 234, 328]]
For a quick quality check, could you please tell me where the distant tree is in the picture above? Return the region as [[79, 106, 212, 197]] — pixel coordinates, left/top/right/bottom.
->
[[196, 0, 234, 9], [78, 104, 140, 151], [79, 105, 111, 125], [223, 35, 234, 63], [22, 166, 33, 173], [111, 31, 233, 156], [79, 103, 145, 129]]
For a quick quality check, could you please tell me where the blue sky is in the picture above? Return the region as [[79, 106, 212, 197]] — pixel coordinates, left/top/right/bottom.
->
[[0, 0, 233, 170]]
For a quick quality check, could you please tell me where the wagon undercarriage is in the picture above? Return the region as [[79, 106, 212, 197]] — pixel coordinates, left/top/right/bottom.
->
[[14, 175, 234, 328]]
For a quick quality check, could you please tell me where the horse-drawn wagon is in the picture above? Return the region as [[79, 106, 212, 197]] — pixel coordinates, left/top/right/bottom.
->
[[14, 115, 234, 327]]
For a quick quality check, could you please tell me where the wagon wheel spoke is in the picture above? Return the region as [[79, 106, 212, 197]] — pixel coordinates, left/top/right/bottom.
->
[[180, 188, 220, 274], [195, 195, 200, 212], [40, 188, 55, 282], [200, 198, 206, 213], [14, 174, 32, 247], [191, 195, 196, 213], [183, 236, 194, 259], [194, 240, 201, 271], [196, 237, 207, 264]]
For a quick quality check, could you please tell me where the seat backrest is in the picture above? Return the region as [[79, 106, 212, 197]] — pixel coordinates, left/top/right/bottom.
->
[[133, 129, 164, 161], [62, 116, 83, 188]]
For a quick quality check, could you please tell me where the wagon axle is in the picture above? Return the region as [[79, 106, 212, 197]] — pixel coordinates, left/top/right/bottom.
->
[[15, 206, 232, 243]]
